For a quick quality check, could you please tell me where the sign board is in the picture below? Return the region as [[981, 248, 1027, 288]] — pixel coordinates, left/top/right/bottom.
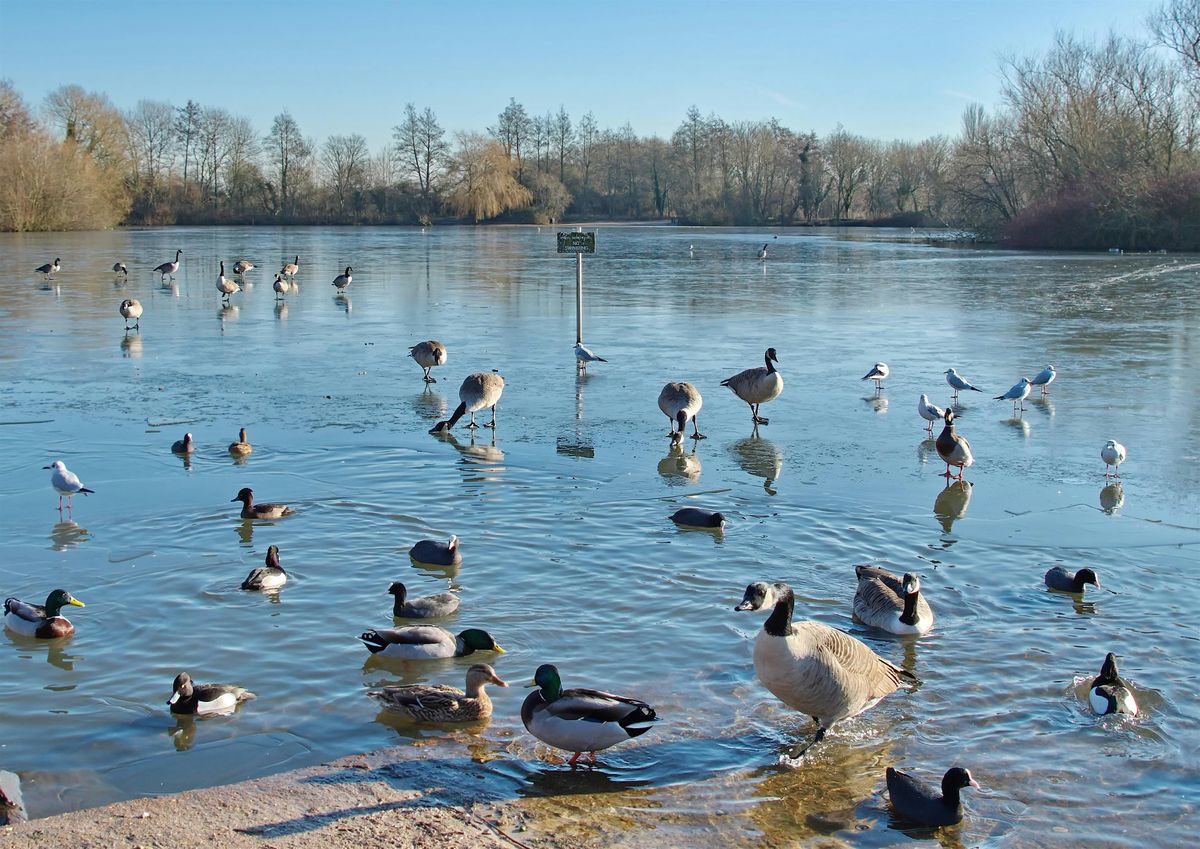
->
[[557, 231, 596, 254]]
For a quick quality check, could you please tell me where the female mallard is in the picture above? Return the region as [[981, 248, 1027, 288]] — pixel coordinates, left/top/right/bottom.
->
[[368, 663, 507, 722], [241, 545, 287, 590], [522, 663, 659, 765], [360, 626, 503, 659], [4, 589, 85, 638], [168, 672, 256, 715], [735, 581, 917, 758], [389, 582, 460, 618], [853, 565, 935, 636], [230, 487, 293, 519], [228, 428, 252, 457]]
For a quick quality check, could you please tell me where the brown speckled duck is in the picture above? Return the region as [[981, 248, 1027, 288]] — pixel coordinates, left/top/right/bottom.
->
[[231, 487, 293, 519]]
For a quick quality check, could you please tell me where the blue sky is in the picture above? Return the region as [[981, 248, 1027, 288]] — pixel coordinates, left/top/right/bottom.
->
[[1, 0, 1162, 151]]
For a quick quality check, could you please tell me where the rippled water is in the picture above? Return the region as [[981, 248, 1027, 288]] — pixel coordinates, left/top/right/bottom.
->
[[0, 226, 1197, 846]]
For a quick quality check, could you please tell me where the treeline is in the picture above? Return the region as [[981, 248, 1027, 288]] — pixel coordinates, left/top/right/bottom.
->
[[1, 1, 1197, 249]]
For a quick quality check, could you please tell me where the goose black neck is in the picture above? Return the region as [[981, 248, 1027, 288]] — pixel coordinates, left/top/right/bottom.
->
[[764, 351, 776, 373], [446, 401, 468, 429], [899, 590, 920, 626], [764, 585, 794, 637]]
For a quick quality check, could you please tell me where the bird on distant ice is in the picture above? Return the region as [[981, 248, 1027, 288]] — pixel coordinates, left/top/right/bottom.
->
[[1031, 364, 1056, 395], [861, 362, 889, 390], [44, 461, 94, 510], [574, 342, 607, 368], [917, 394, 944, 433], [35, 258, 61, 278], [112, 262, 128, 277], [272, 274, 290, 300], [332, 266, 353, 292], [995, 377, 1032, 413], [944, 368, 982, 400], [757, 244, 768, 261], [154, 249, 182, 282], [119, 298, 142, 331], [1101, 439, 1126, 478]]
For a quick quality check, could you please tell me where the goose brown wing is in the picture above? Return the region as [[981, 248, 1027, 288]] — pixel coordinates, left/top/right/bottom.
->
[[810, 622, 912, 691]]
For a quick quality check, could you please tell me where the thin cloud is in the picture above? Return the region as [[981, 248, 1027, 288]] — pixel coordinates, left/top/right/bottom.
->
[[943, 89, 981, 103], [763, 89, 803, 109]]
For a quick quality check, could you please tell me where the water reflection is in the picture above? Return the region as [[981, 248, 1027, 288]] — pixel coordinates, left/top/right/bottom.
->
[[1004, 416, 1031, 438], [413, 387, 448, 421], [917, 437, 938, 467], [1100, 482, 1125, 514], [438, 431, 505, 464], [729, 429, 782, 494], [168, 715, 198, 752], [933, 480, 973, 533], [1030, 396, 1056, 417], [235, 519, 254, 545], [218, 304, 238, 332], [119, 334, 142, 358], [178, 453, 193, 471], [274, 301, 288, 321], [864, 395, 888, 414], [334, 294, 352, 314], [658, 442, 701, 485], [5, 632, 79, 670], [50, 519, 89, 550]]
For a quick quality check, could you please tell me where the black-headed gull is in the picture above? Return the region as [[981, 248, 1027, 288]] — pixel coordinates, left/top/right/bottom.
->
[[1031, 364, 1056, 394], [574, 342, 607, 369], [935, 409, 974, 479], [861, 362, 889, 390], [43, 461, 94, 510], [995, 377, 1032, 412], [944, 368, 982, 400], [917, 394, 944, 433], [1101, 439, 1126, 477]]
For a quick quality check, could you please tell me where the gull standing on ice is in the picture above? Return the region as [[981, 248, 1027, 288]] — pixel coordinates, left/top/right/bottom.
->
[[574, 342, 607, 368], [944, 368, 982, 400], [1101, 440, 1126, 477], [917, 394, 944, 433], [1031, 364, 1056, 395], [861, 362, 889, 390], [44, 461, 94, 510], [995, 377, 1032, 413]]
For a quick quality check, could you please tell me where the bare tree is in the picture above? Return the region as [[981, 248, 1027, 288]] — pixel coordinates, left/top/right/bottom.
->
[[43, 84, 128, 168], [490, 97, 531, 179], [575, 111, 598, 204], [0, 80, 36, 140], [321, 133, 369, 215], [174, 100, 201, 185], [825, 126, 871, 220], [1150, 0, 1200, 86], [264, 111, 311, 216], [128, 100, 176, 191], [552, 105, 573, 183], [393, 103, 448, 205]]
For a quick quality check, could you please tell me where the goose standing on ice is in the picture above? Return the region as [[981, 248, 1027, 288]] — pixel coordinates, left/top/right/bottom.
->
[[233, 259, 255, 276], [658, 382, 705, 440], [935, 409, 974, 479], [119, 298, 142, 331], [410, 340, 447, 383], [272, 274, 290, 300], [332, 266, 353, 292], [216, 261, 240, 301], [281, 255, 299, 281], [155, 249, 182, 282], [430, 372, 505, 432], [722, 348, 783, 425], [757, 244, 768, 261], [112, 262, 128, 278], [35, 258, 61, 278]]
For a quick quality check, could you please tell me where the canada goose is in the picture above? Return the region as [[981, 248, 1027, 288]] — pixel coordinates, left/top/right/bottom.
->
[[944, 368, 982, 400], [232, 259, 255, 275], [853, 565, 934, 635], [359, 625, 504, 659], [368, 663, 507, 722], [388, 581, 460, 618], [168, 672, 255, 715], [886, 766, 979, 826], [4, 589, 85, 638], [216, 261, 240, 300], [1044, 566, 1100, 594], [1101, 440, 1126, 477], [332, 266, 353, 291], [43, 461, 94, 510], [241, 545, 287, 590], [1089, 652, 1138, 716], [230, 487, 293, 520], [658, 382, 704, 439], [171, 432, 195, 454], [119, 298, 142, 331], [272, 274, 290, 300], [410, 340, 448, 383], [917, 394, 944, 433], [1031, 364, 1056, 394], [430, 372, 505, 432], [228, 427, 252, 457], [574, 342, 607, 368], [281, 255, 299, 280], [112, 262, 128, 277], [757, 244, 768, 260], [995, 377, 1032, 413], [722, 348, 783, 425], [35, 258, 61, 278], [861, 362, 889, 390], [935, 409, 974, 480], [155, 249, 182, 281], [521, 663, 658, 765], [409, 536, 462, 567], [735, 581, 917, 758], [670, 507, 725, 530]]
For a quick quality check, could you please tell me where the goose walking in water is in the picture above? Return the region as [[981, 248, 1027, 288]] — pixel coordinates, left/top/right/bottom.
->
[[722, 348, 783, 425], [332, 266, 353, 292], [281, 255, 299, 281], [119, 298, 143, 331], [917, 394, 944, 433], [410, 340, 447, 383], [1101, 439, 1126, 477], [861, 362, 889, 391], [886, 766, 979, 826], [853, 565, 934, 635], [216, 261, 240, 301], [944, 368, 982, 400], [658, 382, 705, 440], [735, 582, 917, 760], [35, 258, 61, 278], [430, 372, 505, 432], [44, 461, 94, 510], [1089, 652, 1138, 716], [1031, 364, 1056, 395], [168, 672, 255, 715], [155, 249, 182, 282], [935, 409, 974, 480]]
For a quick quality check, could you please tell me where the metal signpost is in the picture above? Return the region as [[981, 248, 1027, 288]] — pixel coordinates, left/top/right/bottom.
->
[[557, 230, 596, 344]]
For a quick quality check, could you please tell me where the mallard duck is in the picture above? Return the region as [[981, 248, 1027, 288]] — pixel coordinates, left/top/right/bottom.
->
[[521, 663, 659, 765], [861, 362, 889, 390], [360, 626, 503, 659], [119, 298, 142, 330], [1044, 566, 1100, 594], [935, 409, 974, 480], [658, 382, 704, 439], [409, 536, 461, 567], [430, 372, 506, 432], [155, 249, 182, 281], [171, 432, 195, 455], [735, 581, 917, 758], [853, 565, 934, 636], [4, 589, 85, 638], [1101, 440, 1126, 477], [722, 348, 783, 425], [670, 507, 725, 530], [886, 766, 979, 826], [241, 545, 287, 590], [228, 427, 252, 457], [410, 340, 447, 383], [1089, 653, 1138, 716], [168, 672, 256, 715], [230, 487, 293, 519], [43, 461, 94, 510], [368, 663, 507, 722], [389, 582, 460, 618]]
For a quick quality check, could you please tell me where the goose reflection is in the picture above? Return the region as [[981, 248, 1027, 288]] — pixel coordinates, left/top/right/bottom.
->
[[658, 441, 701, 484], [1099, 482, 1124, 514], [50, 519, 89, 551], [933, 480, 973, 533], [160, 281, 179, 297], [730, 427, 783, 494], [437, 430, 505, 464], [1030, 396, 1055, 417], [120, 334, 142, 359], [274, 301, 288, 321], [864, 394, 888, 414], [334, 294, 352, 314], [1004, 416, 1031, 438], [413, 386, 448, 421], [218, 303, 238, 325]]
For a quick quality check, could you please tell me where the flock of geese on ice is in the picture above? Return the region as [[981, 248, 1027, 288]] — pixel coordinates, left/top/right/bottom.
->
[[6, 248, 1139, 830]]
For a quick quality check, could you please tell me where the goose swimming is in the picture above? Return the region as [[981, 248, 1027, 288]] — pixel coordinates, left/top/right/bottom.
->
[[853, 565, 934, 636], [4, 589, 85, 638], [410, 340, 447, 383], [722, 348, 783, 425], [658, 382, 704, 440], [935, 409, 974, 480], [1089, 652, 1138, 716], [430, 372, 505, 432], [168, 672, 255, 715], [368, 663, 507, 722], [886, 766, 979, 826]]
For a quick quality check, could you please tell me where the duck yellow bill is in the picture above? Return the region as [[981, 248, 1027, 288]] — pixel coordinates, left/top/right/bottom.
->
[[493, 644, 506, 653], [69, 598, 85, 607]]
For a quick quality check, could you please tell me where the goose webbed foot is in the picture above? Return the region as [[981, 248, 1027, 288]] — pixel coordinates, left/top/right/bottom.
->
[[753, 416, 769, 425], [779, 726, 826, 767]]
